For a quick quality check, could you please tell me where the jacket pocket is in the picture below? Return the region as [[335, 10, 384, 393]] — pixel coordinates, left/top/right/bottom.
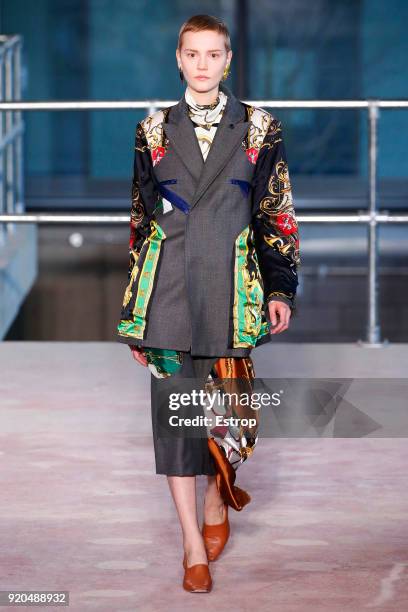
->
[[117, 219, 167, 341], [232, 224, 270, 348], [157, 179, 191, 215]]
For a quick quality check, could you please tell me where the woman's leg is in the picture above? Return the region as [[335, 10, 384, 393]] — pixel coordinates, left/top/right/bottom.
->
[[150, 352, 219, 566], [204, 475, 226, 524], [167, 475, 208, 566]]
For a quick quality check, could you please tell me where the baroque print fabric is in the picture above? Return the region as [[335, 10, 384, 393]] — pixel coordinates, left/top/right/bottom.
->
[[249, 116, 300, 311], [205, 355, 257, 510], [184, 86, 228, 160], [118, 122, 164, 339]]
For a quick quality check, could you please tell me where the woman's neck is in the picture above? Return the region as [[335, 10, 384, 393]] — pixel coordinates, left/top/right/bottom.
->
[[186, 84, 220, 106]]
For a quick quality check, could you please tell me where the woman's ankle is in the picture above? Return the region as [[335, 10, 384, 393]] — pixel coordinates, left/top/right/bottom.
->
[[183, 534, 207, 557], [204, 486, 224, 509]]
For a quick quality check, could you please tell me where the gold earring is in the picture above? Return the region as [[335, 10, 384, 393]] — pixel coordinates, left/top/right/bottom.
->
[[222, 64, 230, 81]]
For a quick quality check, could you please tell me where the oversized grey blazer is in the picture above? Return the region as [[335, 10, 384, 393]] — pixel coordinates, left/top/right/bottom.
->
[[116, 82, 300, 357]]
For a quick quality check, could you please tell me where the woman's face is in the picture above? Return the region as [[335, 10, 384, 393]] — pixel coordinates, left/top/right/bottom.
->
[[176, 29, 232, 94]]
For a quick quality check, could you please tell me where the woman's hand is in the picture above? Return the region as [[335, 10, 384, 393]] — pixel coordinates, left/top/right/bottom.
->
[[129, 345, 148, 367], [268, 301, 292, 334]]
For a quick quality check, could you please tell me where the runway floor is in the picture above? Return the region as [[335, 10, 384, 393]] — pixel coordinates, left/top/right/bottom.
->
[[0, 341, 407, 611]]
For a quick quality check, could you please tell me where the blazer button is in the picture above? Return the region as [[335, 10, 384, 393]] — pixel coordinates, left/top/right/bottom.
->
[[229, 123, 234, 128]]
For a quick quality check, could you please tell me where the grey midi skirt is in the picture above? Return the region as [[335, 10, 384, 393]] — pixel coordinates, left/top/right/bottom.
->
[[150, 352, 221, 476]]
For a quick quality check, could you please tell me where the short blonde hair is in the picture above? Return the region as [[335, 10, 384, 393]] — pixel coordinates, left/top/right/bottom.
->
[[177, 14, 231, 52]]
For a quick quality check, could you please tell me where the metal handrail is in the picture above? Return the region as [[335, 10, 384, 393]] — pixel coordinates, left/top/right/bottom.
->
[[1, 212, 408, 224], [1, 94, 408, 345], [0, 99, 408, 109]]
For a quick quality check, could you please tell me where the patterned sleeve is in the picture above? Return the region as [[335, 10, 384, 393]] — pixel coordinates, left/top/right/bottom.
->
[[127, 121, 157, 265], [251, 118, 301, 312], [117, 122, 157, 345]]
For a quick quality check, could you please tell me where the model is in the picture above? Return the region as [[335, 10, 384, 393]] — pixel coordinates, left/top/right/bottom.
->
[[116, 13, 300, 593]]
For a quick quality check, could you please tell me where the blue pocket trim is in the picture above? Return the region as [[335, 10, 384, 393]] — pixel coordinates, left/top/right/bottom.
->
[[229, 178, 252, 197], [158, 180, 190, 215]]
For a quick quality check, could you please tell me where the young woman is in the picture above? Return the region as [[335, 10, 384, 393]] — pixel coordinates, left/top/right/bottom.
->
[[116, 14, 300, 593]]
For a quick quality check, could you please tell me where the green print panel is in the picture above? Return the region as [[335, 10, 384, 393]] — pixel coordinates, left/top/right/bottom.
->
[[232, 224, 270, 347], [117, 219, 166, 340]]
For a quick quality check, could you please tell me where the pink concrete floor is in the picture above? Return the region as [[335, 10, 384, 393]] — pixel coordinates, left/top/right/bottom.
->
[[0, 342, 407, 611]]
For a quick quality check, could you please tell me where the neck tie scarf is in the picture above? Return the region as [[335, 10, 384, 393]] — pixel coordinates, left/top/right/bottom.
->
[[185, 85, 228, 161]]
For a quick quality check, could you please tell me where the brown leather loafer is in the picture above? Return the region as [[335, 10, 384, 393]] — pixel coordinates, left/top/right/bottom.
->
[[182, 553, 212, 592], [202, 502, 230, 561]]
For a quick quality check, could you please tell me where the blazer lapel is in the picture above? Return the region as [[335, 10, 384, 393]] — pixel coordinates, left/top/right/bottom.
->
[[190, 103, 249, 209], [163, 113, 204, 183], [163, 83, 249, 211]]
